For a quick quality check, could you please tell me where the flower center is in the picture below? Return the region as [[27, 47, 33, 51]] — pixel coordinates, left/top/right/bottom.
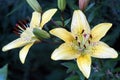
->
[[13, 20, 29, 36], [73, 29, 92, 54], [13, 20, 39, 42]]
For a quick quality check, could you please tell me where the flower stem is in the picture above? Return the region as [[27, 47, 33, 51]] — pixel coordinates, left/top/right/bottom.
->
[[61, 11, 65, 27], [50, 19, 61, 27]]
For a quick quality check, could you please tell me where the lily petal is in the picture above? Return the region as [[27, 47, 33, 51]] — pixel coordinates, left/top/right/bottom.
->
[[19, 42, 34, 64], [40, 9, 57, 28], [2, 38, 29, 52], [90, 41, 118, 58], [51, 43, 80, 60], [50, 28, 74, 42], [30, 11, 41, 28], [77, 54, 91, 79], [91, 23, 112, 42], [71, 10, 90, 35]]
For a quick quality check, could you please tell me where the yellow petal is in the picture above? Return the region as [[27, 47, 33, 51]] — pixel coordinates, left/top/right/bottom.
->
[[91, 23, 112, 42], [2, 38, 28, 52], [90, 41, 118, 58], [19, 42, 34, 64], [30, 11, 41, 28], [77, 54, 91, 79], [40, 9, 57, 28], [50, 28, 74, 42], [71, 10, 90, 35], [51, 43, 80, 60]]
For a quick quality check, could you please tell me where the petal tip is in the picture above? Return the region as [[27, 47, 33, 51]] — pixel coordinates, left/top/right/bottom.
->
[[113, 52, 118, 58], [2, 46, 6, 52], [51, 55, 58, 61], [20, 59, 25, 64], [106, 23, 112, 28], [2, 46, 9, 52]]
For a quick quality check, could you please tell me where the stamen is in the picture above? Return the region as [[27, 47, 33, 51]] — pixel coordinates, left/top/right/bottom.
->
[[84, 45, 86, 48], [18, 21, 26, 29], [16, 24, 25, 31], [13, 20, 30, 36], [88, 40, 90, 44], [75, 36, 78, 40], [81, 29, 84, 34], [90, 34, 92, 39], [78, 42, 81, 46]]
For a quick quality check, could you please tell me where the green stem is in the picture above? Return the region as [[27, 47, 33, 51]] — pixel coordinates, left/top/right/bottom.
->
[[61, 11, 65, 27], [51, 19, 61, 27]]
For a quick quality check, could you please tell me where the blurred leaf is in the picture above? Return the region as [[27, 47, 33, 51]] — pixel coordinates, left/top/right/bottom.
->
[[67, 0, 78, 10], [55, 21, 63, 26], [7, 1, 25, 16], [85, 2, 95, 12], [0, 64, 8, 80], [88, 10, 95, 23], [64, 18, 71, 26], [65, 75, 79, 80], [61, 62, 78, 73]]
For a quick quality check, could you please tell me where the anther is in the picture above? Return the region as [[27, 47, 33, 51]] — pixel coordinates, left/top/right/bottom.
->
[[90, 34, 92, 39], [84, 45, 86, 48], [75, 36, 78, 40], [81, 29, 84, 34], [78, 42, 81, 46], [88, 40, 90, 44]]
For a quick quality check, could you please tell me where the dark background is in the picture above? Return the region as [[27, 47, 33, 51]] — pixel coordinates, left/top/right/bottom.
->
[[0, 0, 120, 80]]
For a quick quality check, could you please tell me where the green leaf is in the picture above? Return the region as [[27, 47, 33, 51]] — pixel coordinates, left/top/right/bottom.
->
[[61, 62, 78, 73], [64, 18, 71, 26], [88, 10, 96, 23], [7, 2, 24, 16], [0, 64, 8, 80], [67, 0, 78, 10], [65, 75, 79, 80], [55, 21, 63, 26], [85, 2, 95, 12]]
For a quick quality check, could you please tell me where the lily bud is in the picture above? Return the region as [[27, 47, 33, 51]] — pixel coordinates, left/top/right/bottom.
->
[[26, 0, 42, 12], [79, 0, 90, 10], [33, 28, 50, 40], [58, 0, 66, 11]]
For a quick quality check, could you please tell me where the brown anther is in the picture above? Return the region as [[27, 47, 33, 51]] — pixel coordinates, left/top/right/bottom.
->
[[88, 40, 90, 44], [75, 36, 78, 40], [78, 42, 81, 46], [84, 45, 86, 48], [81, 29, 84, 34], [90, 34, 92, 39]]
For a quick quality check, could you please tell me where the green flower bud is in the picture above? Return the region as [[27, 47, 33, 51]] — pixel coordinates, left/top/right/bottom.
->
[[58, 0, 66, 11], [33, 28, 50, 40], [26, 0, 42, 12]]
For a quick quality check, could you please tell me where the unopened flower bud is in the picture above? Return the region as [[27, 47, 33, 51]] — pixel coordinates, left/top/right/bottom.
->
[[79, 0, 90, 10], [26, 0, 42, 12], [58, 0, 66, 11], [33, 28, 50, 40]]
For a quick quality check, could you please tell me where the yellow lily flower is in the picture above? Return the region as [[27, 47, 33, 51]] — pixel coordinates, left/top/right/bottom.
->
[[2, 9, 57, 64], [50, 10, 118, 78]]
